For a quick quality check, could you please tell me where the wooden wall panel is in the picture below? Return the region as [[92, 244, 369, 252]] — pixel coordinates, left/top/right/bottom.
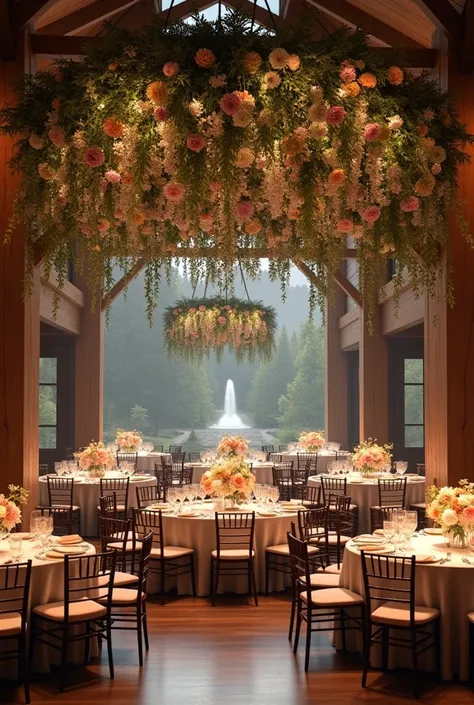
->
[[359, 306, 389, 443], [325, 285, 349, 446], [339, 308, 360, 350]]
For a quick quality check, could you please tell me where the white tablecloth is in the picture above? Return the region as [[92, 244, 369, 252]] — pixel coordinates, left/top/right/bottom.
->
[[271, 451, 340, 473], [340, 533, 474, 681], [307, 476, 426, 534], [39, 473, 158, 536], [0, 537, 96, 675], [188, 462, 274, 486], [137, 452, 171, 473], [151, 503, 298, 596]]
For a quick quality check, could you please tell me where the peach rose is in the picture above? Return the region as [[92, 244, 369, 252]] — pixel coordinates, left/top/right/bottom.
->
[[83, 146, 105, 168], [38, 163, 56, 180], [243, 51, 261, 73], [97, 218, 110, 232], [400, 196, 420, 212], [337, 218, 354, 233], [195, 48, 215, 68], [387, 66, 404, 86], [269, 47, 290, 70], [326, 106, 346, 125], [219, 92, 241, 116], [264, 71, 281, 89], [163, 182, 185, 202], [342, 81, 360, 98], [103, 117, 125, 138], [146, 80, 168, 105], [359, 72, 377, 88], [48, 126, 65, 147], [361, 205, 381, 223], [186, 133, 206, 152], [328, 168, 345, 187], [163, 61, 180, 77], [288, 54, 301, 71], [105, 170, 121, 183]]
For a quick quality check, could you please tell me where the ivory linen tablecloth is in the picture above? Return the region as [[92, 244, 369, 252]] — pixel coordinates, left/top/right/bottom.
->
[[0, 537, 96, 675], [152, 503, 298, 596], [188, 462, 274, 486], [340, 533, 474, 681], [307, 476, 426, 534], [137, 452, 171, 473], [39, 473, 157, 536]]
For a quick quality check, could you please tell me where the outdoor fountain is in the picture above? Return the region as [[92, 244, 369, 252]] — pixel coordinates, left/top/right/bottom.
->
[[211, 379, 249, 429]]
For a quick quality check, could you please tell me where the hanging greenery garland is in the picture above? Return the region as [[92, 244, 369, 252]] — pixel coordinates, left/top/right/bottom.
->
[[163, 296, 276, 362], [0, 9, 472, 321]]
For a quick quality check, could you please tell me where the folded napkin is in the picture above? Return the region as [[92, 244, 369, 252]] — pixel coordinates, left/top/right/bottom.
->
[[54, 546, 86, 555], [45, 550, 65, 560], [58, 534, 83, 545], [373, 529, 385, 536], [354, 534, 384, 542], [357, 544, 390, 552], [415, 554, 437, 563]]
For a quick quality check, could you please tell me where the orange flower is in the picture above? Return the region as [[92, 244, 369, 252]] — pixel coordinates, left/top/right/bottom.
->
[[358, 72, 377, 88], [146, 80, 168, 105], [243, 51, 261, 73], [195, 48, 216, 68], [415, 174, 435, 197], [103, 117, 125, 138], [287, 54, 301, 71], [245, 219, 262, 235], [342, 81, 360, 98], [387, 66, 404, 86], [328, 168, 345, 187]]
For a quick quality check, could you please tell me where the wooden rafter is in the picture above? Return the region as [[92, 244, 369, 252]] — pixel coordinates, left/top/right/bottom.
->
[[9, 0, 58, 30], [292, 259, 324, 290], [333, 270, 363, 309], [101, 257, 147, 309], [412, 0, 462, 40], [37, 0, 141, 36], [306, 0, 425, 48]]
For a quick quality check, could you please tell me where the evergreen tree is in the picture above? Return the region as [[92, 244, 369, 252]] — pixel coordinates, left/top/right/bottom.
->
[[278, 322, 325, 433], [249, 328, 294, 427]]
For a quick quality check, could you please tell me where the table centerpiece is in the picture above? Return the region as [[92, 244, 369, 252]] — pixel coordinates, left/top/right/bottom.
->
[[216, 434, 249, 458], [426, 480, 474, 549], [299, 431, 325, 452], [0, 485, 28, 540], [352, 439, 392, 478], [78, 441, 115, 478], [200, 455, 256, 509], [115, 429, 143, 452]]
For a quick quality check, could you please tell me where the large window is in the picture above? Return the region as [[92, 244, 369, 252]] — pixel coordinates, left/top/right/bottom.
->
[[404, 358, 424, 448], [39, 358, 57, 449]]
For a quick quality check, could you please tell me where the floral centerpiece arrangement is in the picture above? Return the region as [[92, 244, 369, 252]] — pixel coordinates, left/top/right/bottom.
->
[[78, 441, 115, 478], [299, 431, 325, 452], [352, 439, 392, 477], [200, 455, 255, 507], [426, 480, 474, 548], [0, 486, 28, 539], [1, 10, 472, 323], [164, 297, 276, 362], [115, 429, 143, 452], [217, 434, 249, 458]]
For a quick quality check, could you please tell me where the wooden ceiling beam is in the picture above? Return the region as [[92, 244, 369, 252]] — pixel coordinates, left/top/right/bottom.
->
[[306, 0, 426, 48], [412, 0, 462, 41], [30, 32, 437, 67], [37, 0, 141, 36], [101, 257, 147, 309], [9, 0, 58, 30]]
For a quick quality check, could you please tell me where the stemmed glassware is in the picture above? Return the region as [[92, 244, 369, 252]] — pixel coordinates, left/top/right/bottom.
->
[[167, 487, 177, 514]]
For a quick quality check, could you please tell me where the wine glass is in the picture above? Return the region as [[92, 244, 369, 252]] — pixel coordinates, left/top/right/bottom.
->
[[167, 487, 177, 513]]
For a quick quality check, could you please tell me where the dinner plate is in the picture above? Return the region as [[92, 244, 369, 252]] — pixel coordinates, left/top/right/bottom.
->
[[15, 532, 33, 540], [357, 545, 394, 554], [57, 538, 83, 546], [53, 545, 87, 555], [424, 527, 443, 535], [353, 534, 385, 543], [414, 554, 441, 564], [150, 503, 169, 511], [258, 511, 275, 517], [178, 511, 200, 518]]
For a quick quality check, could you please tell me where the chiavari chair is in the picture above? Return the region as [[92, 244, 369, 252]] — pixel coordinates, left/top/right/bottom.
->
[[137, 484, 163, 509], [261, 444, 274, 461], [98, 477, 130, 521], [272, 463, 294, 501], [133, 509, 195, 604], [410, 464, 427, 528], [39, 463, 49, 476], [99, 493, 117, 519], [289, 531, 364, 671], [154, 445, 164, 453], [297, 452, 318, 475], [30, 553, 116, 692], [99, 516, 139, 587], [46, 477, 80, 534], [301, 485, 321, 508], [361, 552, 440, 697], [370, 505, 403, 533], [376, 478, 407, 508], [169, 445, 182, 454], [212, 512, 257, 606], [0, 560, 32, 703], [188, 452, 202, 463], [116, 452, 138, 471], [279, 444, 289, 452]]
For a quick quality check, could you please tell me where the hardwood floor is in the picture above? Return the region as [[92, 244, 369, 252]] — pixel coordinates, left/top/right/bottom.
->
[[4, 593, 474, 704]]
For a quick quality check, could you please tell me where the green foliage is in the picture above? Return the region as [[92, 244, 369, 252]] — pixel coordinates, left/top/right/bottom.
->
[[130, 404, 149, 431], [249, 327, 294, 426], [278, 321, 325, 432]]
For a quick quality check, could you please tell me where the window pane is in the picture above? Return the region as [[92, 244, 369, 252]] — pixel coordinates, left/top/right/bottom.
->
[[39, 426, 56, 449], [405, 385, 423, 424], [404, 358, 423, 384], [39, 385, 57, 425], [40, 358, 57, 384], [405, 425, 424, 448]]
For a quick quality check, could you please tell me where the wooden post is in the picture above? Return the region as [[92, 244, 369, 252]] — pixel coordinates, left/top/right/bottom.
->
[[0, 38, 40, 519], [325, 285, 349, 447], [359, 305, 389, 444], [73, 271, 104, 448]]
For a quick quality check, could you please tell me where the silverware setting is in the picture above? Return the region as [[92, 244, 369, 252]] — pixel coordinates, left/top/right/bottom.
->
[[462, 557, 473, 565], [440, 551, 452, 565]]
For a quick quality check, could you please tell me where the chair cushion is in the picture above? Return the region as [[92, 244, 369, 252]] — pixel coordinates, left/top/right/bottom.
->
[[266, 543, 319, 556], [0, 612, 22, 636], [302, 587, 364, 607], [150, 545, 194, 559], [101, 588, 145, 605], [326, 534, 351, 545], [211, 549, 255, 561], [301, 573, 340, 588], [411, 503, 426, 510], [316, 564, 342, 575], [33, 599, 106, 622], [328, 504, 357, 512], [467, 612, 474, 625], [371, 601, 440, 625], [97, 504, 127, 513], [113, 571, 140, 587], [107, 540, 141, 551]]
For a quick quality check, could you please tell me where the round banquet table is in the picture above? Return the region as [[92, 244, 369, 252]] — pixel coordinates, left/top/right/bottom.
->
[[271, 451, 347, 473], [137, 451, 171, 473], [187, 462, 274, 486], [307, 475, 426, 534], [151, 503, 298, 596], [340, 532, 474, 681], [39, 472, 158, 536], [0, 536, 96, 676]]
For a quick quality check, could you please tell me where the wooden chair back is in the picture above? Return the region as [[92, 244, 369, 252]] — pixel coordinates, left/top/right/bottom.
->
[[214, 512, 255, 558], [378, 478, 407, 507], [47, 477, 74, 508]]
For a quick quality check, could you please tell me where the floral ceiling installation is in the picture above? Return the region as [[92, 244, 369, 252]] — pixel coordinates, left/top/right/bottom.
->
[[1, 10, 472, 318], [163, 296, 276, 361]]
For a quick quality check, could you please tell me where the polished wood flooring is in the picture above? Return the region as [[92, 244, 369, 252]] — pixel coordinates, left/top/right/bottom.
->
[[4, 593, 474, 704]]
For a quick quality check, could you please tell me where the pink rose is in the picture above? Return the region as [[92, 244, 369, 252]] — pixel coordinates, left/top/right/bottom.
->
[[154, 107, 169, 121], [48, 126, 65, 147], [105, 170, 121, 183], [218, 316, 226, 325], [163, 61, 180, 77], [400, 196, 420, 213], [236, 200, 254, 220], [364, 123, 381, 141], [326, 106, 346, 125], [219, 92, 241, 116], [199, 305, 206, 311], [187, 133, 206, 152], [83, 146, 105, 168], [361, 205, 381, 223], [97, 218, 110, 232], [163, 182, 185, 202], [337, 218, 354, 233], [339, 65, 356, 83]]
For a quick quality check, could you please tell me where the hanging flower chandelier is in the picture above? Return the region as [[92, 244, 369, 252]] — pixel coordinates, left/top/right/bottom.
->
[[0, 8, 472, 320]]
